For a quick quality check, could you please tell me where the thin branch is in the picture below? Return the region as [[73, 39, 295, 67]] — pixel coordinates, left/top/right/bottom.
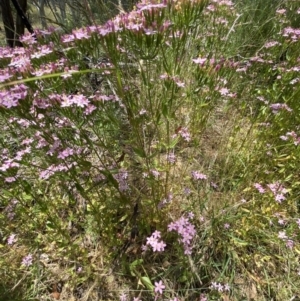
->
[[10, 0, 34, 35]]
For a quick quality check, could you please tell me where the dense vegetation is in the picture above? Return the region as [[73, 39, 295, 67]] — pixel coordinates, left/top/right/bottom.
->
[[0, 0, 300, 300]]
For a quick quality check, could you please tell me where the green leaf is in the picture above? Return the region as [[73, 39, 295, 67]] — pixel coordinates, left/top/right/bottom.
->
[[100, 170, 118, 188], [119, 214, 128, 222], [46, 221, 55, 229], [21, 180, 32, 194], [132, 146, 146, 158], [2, 189, 14, 198], [162, 102, 168, 118], [169, 137, 179, 148], [22, 193, 33, 201], [229, 235, 249, 246], [140, 276, 154, 291], [75, 182, 85, 194], [81, 160, 92, 170], [129, 259, 143, 276], [130, 259, 143, 269]]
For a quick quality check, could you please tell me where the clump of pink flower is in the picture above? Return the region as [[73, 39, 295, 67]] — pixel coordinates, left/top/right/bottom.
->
[[210, 282, 230, 292], [269, 103, 292, 114], [267, 182, 288, 203], [151, 169, 160, 179], [264, 40, 280, 48], [7, 233, 17, 245], [166, 152, 176, 164], [146, 230, 166, 252], [254, 181, 288, 203], [177, 127, 191, 142], [192, 171, 207, 180], [21, 254, 33, 267], [280, 131, 300, 146], [282, 26, 300, 42], [254, 183, 265, 194], [224, 223, 230, 230], [168, 214, 196, 254], [193, 57, 207, 66], [278, 231, 294, 249]]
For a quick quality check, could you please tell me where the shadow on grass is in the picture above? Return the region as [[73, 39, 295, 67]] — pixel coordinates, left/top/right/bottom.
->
[[0, 284, 26, 301]]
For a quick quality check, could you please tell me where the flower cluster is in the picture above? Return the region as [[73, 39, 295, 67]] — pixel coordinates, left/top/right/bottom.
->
[[267, 182, 288, 203], [191, 171, 207, 180], [193, 55, 239, 73], [146, 230, 166, 252], [0, 84, 28, 108], [254, 182, 288, 203], [21, 254, 33, 267], [58, 0, 170, 46], [166, 152, 176, 164], [7, 233, 18, 245], [278, 231, 294, 249], [282, 26, 300, 42], [177, 127, 191, 142], [39, 162, 77, 179], [168, 215, 196, 254], [269, 103, 292, 114], [151, 169, 160, 179], [280, 131, 300, 146], [210, 282, 230, 292], [264, 40, 281, 48], [254, 183, 265, 194], [159, 73, 185, 88]]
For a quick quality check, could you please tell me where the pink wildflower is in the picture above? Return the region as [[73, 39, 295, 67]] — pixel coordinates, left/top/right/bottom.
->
[[7, 233, 17, 245], [193, 57, 207, 65], [146, 231, 166, 252], [218, 87, 229, 96], [178, 127, 191, 142], [224, 223, 230, 229], [192, 171, 207, 180], [254, 183, 265, 193], [22, 254, 33, 267], [154, 280, 165, 294]]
